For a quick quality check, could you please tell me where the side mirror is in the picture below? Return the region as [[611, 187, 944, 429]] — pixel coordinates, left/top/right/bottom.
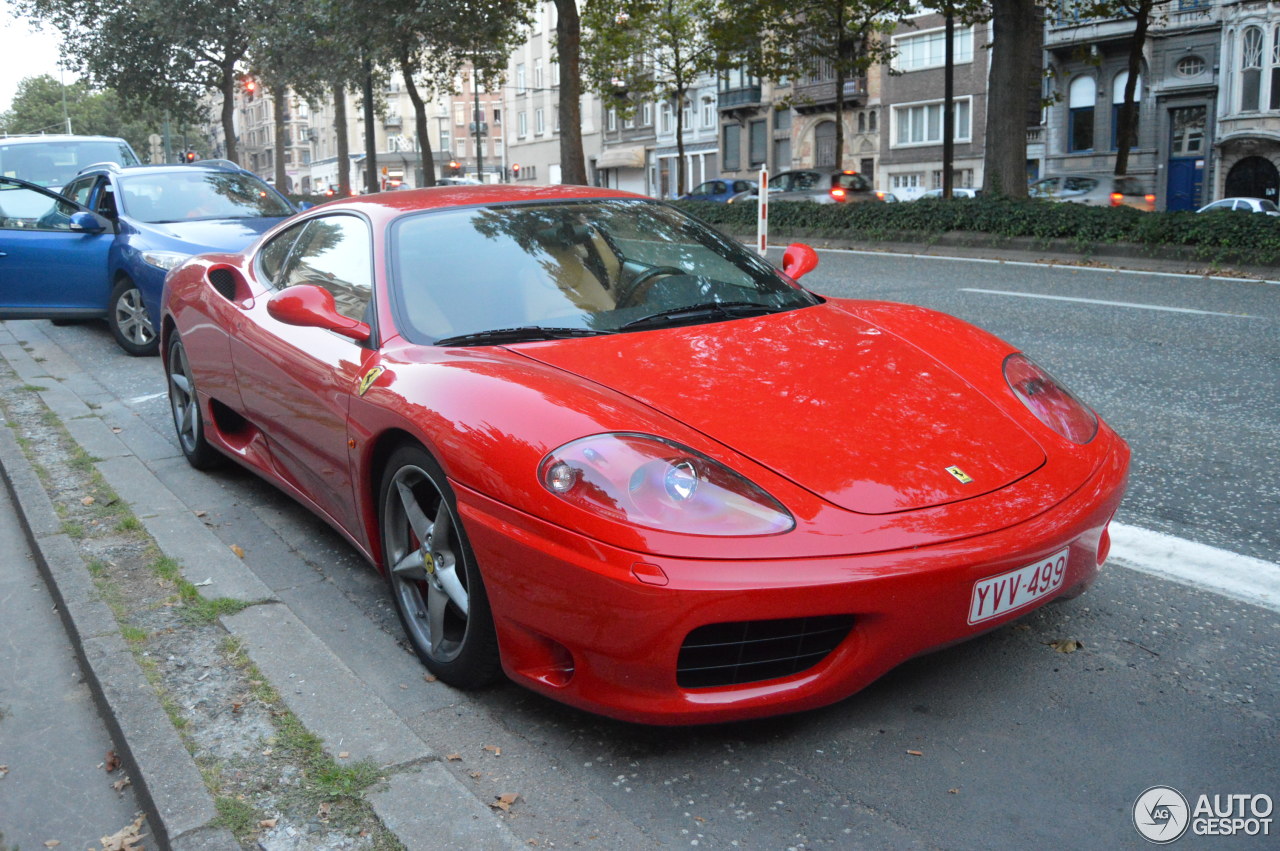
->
[[782, 243, 819, 280], [267, 284, 370, 343], [69, 211, 107, 234]]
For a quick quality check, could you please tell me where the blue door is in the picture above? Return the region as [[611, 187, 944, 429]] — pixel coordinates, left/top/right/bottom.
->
[[0, 178, 114, 318], [1166, 157, 1203, 211]]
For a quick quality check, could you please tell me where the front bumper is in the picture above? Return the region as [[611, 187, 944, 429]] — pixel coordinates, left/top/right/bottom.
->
[[462, 441, 1129, 725]]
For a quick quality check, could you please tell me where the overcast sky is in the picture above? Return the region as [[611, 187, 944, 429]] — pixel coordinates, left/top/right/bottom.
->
[[1, 5, 77, 121]]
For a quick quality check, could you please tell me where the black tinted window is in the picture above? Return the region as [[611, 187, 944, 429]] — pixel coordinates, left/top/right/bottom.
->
[[258, 221, 310, 289]]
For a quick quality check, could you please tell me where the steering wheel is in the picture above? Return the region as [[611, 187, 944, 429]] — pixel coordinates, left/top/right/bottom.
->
[[616, 266, 684, 307]]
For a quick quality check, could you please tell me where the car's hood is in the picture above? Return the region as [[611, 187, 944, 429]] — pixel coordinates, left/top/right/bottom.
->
[[132, 216, 284, 254], [514, 304, 1046, 515]]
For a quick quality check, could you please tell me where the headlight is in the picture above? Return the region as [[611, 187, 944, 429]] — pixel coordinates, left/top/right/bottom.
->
[[141, 250, 190, 271], [1004, 353, 1098, 444], [539, 433, 794, 536]]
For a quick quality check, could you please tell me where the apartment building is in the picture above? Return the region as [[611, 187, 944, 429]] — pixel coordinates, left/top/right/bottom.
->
[[1216, 2, 1280, 203]]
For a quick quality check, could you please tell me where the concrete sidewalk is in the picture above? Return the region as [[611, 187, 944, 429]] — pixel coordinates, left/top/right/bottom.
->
[[0, 446, 144, 847], [0, 321, 523, 850]]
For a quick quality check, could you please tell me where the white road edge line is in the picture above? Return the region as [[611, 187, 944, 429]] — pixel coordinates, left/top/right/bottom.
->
[[959, 287, 1258, 318], [1109, 523, 1280, 614], [788, 245, 1280, 286]]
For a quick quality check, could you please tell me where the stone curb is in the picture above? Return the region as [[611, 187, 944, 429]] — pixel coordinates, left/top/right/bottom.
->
[[0, 324, 523, 849]]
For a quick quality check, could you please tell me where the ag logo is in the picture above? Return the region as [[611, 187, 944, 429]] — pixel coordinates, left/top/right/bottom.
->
[[1134, 786, 1190, 844]]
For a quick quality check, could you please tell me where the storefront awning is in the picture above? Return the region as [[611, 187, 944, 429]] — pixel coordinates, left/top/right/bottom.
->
[[595, 146, 647, 169]]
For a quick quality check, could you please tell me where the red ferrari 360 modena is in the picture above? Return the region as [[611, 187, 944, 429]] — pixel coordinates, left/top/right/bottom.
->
[[161, 185, 1128, 725]]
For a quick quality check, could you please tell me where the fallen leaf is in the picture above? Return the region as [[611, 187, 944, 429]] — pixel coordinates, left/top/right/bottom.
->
[[112, 776, 131, 794], [194, 510, 207, 518], [906, 750, 923, 757], [317, 801, 332, 822], [338, 751, 350, 759], [483, 745, 502, 757], [424, 674, 437, 683], [469, 771, 482, 779], [0, 764, 8, 778], [99, 814, 146, 851], [44, 842, 60, 848], [446, 753, 461, 761], [230, 701, 243, 713], [230, 544, 245, 558], [81, 495, 96, 506], [259, 817, 279, 828], [1048, 639, 1083, 653], [489, 793, 519, 812], [1013, 623, 1031, 631], [262, 748, 273, 757], [104, 751, 121, 772], [111, 427, 123, 434], [399, 683, 408, 689], [949, 788, 960, 794]]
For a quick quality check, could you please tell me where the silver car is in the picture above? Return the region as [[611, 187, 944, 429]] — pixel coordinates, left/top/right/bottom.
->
[[1029, 173, 1155, 212], [729, 169, 881, 205], [1196, 197, 1280, 216]]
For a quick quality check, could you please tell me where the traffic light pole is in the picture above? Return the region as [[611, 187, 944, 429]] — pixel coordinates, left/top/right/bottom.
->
[[474, 82, 483, 182]]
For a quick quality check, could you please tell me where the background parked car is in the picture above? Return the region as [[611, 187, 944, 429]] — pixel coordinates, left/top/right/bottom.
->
[[729, 169, 882, 205], [0, 161, 296, 356], [918, 188, 983, 200], [0, 134, 141, 191], [1029, 173, 1155, 212], [680, 179, 757, 203], [1196, 197, 1280, 216]]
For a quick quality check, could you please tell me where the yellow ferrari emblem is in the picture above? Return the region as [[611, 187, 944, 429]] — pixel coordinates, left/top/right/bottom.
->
[[946, 465, 974, 484], [357, 366, 384, 396]]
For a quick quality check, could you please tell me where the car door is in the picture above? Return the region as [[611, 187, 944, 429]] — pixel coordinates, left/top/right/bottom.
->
[[0, 177, 114, 318], [228, 213, 376, 528]]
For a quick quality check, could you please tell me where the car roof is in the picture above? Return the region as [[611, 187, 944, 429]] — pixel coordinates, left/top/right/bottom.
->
[[76, 162, 256, 178], [0, 134, 131, 146], [306, 184, 651, 217]]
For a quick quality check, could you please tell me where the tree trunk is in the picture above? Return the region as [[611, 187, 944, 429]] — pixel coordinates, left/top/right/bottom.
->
[[273, 86, 288, 192], [362, 61, 379, 193], [335, 83, 351, 196], [401, 57, 436, 187], [982, 0, 1039, 198], [1114, 2, 1150, 176], [555, 0, 588, 184], [221, 62, 238, 164]]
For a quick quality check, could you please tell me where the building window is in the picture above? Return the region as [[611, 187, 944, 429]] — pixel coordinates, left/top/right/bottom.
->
[[773, 136, 791, 171], [893, 99, 972, 146], [775, 108, 791, 131], [608, 109, 617, 131], [660, 101, 672, 133], [642, 102, 653, 126], [702, 96, 715, 127], [535, 108, 545, 134], [682, 99, 693, 129], [815, 120, 837, 166], [869, 110, 877, 132], [1271, 27, 1280, 109], [454, 103, 465, 125], [1111, 71, 1141, 149], [534, 58, 543, 90], [891, 173, 922, 189], [858, 111, 866, 133], [930, 168, 974, 189], [1176, 55, 1205, 77], [749, 119, 767, 167], [1067, 76, 1095, 152], [1170, 105, 1206, 155], [894, 26, 974, 72], [1242, 26, 1263, 111], [723, 123, 741, 170], [518, 111, 528, 137], [516, 63, 527, 94]]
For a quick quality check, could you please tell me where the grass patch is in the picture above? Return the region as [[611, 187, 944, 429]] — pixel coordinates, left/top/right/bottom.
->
[[20, 384, 47, 393], [151, 554, 183, 583], [86, 559, 108, 578], [115, 514, 143, 533], [62, 520, 85, 539], [121, 625, 149, 644], [181, 594, 253, 625], [213, 795, 261, 838]]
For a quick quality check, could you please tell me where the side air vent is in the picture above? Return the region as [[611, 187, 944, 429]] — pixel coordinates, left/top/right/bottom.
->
[[208, 268, 236, 301], [677, 615, 854, 689]]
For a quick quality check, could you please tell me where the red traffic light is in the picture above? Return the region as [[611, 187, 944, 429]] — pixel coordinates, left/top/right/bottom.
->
[[182, 151, 196, 163], [512, 163, 521, 174]]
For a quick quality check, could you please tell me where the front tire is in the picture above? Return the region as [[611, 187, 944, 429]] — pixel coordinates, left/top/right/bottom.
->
[[108, 278, 158, 356], [165, 334, 222, 470], [379, 445, 500, 689]]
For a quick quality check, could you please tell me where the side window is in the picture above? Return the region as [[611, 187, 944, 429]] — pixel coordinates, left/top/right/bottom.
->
[[793, 171, 821, 190], [95, 181, 119, 218], [257, 221, 311, 290], [280, 215, 373, 323], [0, 181, 80, 231], [63, 176, 95, 208]]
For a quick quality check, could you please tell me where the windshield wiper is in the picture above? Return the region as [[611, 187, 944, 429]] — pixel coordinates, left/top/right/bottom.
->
[[619, 301, 780, 331], [435, 326, 613, 347]]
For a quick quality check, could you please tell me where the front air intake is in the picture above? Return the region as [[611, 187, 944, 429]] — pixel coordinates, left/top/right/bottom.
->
[[677, 615, 854, 689], [208, 268, 236, 301]]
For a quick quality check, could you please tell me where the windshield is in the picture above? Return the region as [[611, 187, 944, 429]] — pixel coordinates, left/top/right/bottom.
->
[[0, 139, 139, 188], [390, 199, 819, 344], [118, 171, 294, 222]]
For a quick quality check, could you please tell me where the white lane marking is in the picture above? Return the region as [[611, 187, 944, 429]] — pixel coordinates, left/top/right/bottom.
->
[[1109, 523, 1280, 614], [127, 391, 168, 404], [959, 287, 1258, 318], [785, 245, 1280, 286]]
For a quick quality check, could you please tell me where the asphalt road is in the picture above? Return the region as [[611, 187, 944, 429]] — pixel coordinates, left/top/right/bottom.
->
[[7, 250, 1278, 849]]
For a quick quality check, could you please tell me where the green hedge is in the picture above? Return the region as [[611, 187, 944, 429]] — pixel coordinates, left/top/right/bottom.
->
[[671, 197, 1280, 266]]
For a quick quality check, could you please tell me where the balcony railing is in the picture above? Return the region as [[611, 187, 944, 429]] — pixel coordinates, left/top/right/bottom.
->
[[792, 76, 867, 110], [718, 85, 762, 110]]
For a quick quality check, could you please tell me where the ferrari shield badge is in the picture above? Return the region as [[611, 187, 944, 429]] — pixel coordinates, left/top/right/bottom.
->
[[357, 366, 384, 396], [946, 465, 974, 484]]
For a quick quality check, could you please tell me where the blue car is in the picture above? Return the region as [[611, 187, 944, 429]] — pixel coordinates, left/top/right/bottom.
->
[[679, 178, 758, 203], [0, 162, 297, 355]]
